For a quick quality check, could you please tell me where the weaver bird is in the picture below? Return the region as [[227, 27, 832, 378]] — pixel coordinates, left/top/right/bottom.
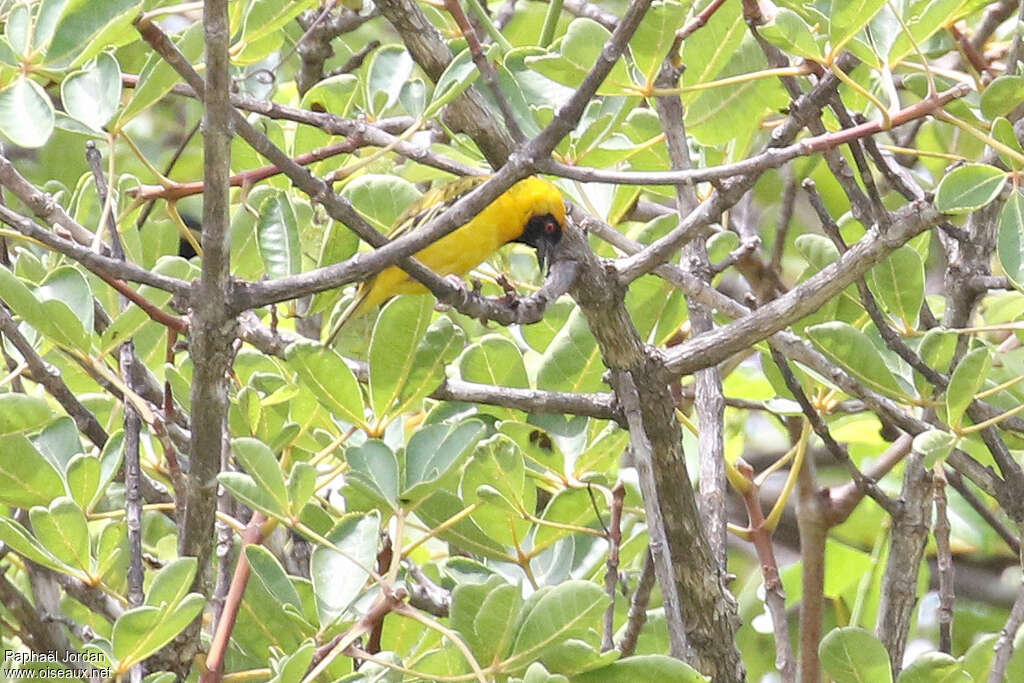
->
[[324, 176, 565, 345]]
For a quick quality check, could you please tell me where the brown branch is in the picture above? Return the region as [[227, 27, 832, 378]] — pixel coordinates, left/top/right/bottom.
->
[[443, 0, 526, 142], [0, 306, 108, 449], [203, 512, 266, 682], [665, 200, 943, 376], [991, 582, 1024, 682], [951, 22, 996, 77], [736, 462, 795, 682], [130, 138, 362, 203], [677, 0, 729, 41], [602, 482, 625, 652], [767, 346, 901, 517], [617, 549, 656, 657], [876, 452, 932, 676], [0, 201, 191, 297], [933, 472, 955, 654]]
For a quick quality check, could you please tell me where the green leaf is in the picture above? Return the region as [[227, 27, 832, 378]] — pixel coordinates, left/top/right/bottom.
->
[[268, 639, 316, 683], [935, 164, 1007, 214], [759, 8, 822, 60], [573, 654, 707, 683], [0, 265, 88, 349], [219, 471, 288, 521], [365, 45, 414, 116], [61, 52, 121, 131], [451, 577, 515, 665], [245, 545, 303, 611], [536, 309, 603, 393], [310, 512, 379, 627], [915, 329, 958, 396], [344, 440, 400, 509], [999, 190, 1024, 290], [506, 581, 610, 671], [961, 633, 998, 680], [368, 296, 433, 418], [235, 0, 317, 57], [285, 342, 365, 428], [538, 638, 616, 676], [30, 496, 90, 573], [287, 462, 317, 517], [145, 557, 198, 610], [0, 434, 65, 508], [112, 595, 205, 669], [889, 0, 967, 64], [0, 516, 68, 572], [257, 192, 301, 279], [534, 488, 597, 548], [462, 435, 532, 547], [6, 3, 30, 57], [143, 675, 177, 683], [896, 651, 970, 683], [95, 519, 125, 580], [912, 430, 958, 468], [459, 335, 529, 417], [869, 246, 924, 326], [819, 627, 893, 683], [946, 347, 991, 429], [65, 453, 101, 510], [417, 490, 514, 560], [400, 78, 427, 118], [681, 0, 744, 100], [474, 582, 525, 665], [796, 233, 841, 270], [525, 18, 633, 96], [630, 1, 689, 83], [38, 265, 94, 335], [392, 315, 465, 417], [97, 430, 126, 503], [34, 416, 83, 470], [807, 322, 904, 397], [829, 0, 886, 54], [993, 117, 1024, 171], [981, 75, 1024, 121], [402, 419, 485, 504], [0, 394, 52, 435], [340, 174, 421, 233], [113, 559, 202, 667], [46, 0, 142, 69], [232, 438, 290, 518], [684, 35, 787, 145], [99, 257, 191, 355], [300, 74, 360, 119], [0, 76, 55, 148], [426, 48, 480, 118], [117, 23, 204, 126]]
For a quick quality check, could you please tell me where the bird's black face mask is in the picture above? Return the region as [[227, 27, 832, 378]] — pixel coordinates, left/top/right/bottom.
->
[[516, 213, 563, 274]]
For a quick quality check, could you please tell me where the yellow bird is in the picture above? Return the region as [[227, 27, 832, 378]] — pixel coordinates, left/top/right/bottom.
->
[[324, 175, 566, 345]]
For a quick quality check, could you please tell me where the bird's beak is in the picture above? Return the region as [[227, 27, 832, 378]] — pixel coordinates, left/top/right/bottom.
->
[[536, 238, 554, 274]]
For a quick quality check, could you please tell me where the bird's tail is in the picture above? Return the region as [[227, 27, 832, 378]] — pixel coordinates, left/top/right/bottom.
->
[[323, 286, 370, 347]]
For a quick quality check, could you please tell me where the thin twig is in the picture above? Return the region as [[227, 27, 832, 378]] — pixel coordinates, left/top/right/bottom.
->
[[990, 581, 1024, 683], [933, 470, 955, 654], [617, 549, 656, 657], [602, 482, 625, 651], [736, 461, 796, 682]]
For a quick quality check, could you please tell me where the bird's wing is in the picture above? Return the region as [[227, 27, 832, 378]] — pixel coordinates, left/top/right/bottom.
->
[[385, 175, 490, 242]]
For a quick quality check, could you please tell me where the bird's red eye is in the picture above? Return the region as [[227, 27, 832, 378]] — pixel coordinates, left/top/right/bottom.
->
[[545, 220, 557, 234]]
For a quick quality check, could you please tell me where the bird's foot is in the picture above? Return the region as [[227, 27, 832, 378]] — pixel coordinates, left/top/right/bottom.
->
[[434, 274, 470, 312], [495, 274, 520, 306]]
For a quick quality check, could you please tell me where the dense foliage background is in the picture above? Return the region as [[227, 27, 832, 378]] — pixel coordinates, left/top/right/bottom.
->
[[4, 0, 1024, 681]]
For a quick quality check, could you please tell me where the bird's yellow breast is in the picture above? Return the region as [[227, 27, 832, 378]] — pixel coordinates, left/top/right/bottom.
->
[[357, 177, 564, 311]]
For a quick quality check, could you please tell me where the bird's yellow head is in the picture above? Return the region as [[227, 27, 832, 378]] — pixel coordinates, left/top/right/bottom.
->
[[507, 177, 566, 273]]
